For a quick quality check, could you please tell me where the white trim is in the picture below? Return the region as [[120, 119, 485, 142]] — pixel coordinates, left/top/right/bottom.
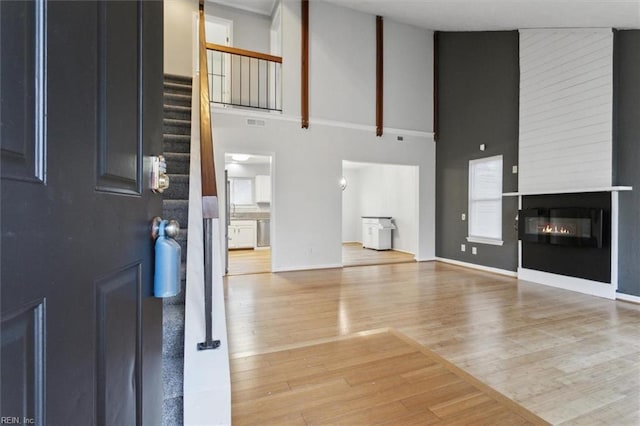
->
[[392, 248, 416, 256], [466, 236, 504, 246], [503, 186, 632, 197], [383, 127, 435, 139], [416, 257, 437, 262], [342, 241, 362, 244], [616, 292, 640, 304], [272, 263, 343, 273], [518, 267, 616, 300], [209, 106, 435, 140], [435, 257, 517, 277], [611, 191, 619, 292]]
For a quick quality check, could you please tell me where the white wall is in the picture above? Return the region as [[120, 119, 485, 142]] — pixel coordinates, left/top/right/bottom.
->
[[342, 163, 418, 254], [519, 29, 613, 193], [209, 0, 436, 271], [281, 0, 434, 131], [164, 0, 197, 76], [309, 1, 375, 125], [205, 2, 271, 52], [341, 168, 362, 242], [226, 162, 270, 178], [212, 115, 435, 271], [384, 20, 433, 132]]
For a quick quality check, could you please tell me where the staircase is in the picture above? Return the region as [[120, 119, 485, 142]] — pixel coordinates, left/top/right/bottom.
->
[[161, 74, 192, 426]]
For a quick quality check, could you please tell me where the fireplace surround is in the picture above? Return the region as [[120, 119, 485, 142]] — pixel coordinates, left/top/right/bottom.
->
[[520, 192, 611, 284], [519, 207, 604, 248]]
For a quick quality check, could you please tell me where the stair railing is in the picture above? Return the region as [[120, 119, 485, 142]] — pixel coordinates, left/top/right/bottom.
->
[[206, 43, 282, 112], [197, 1, 220, 351]]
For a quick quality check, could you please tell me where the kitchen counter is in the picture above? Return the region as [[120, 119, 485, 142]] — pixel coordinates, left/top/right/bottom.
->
[[230, 212, 270, 220]]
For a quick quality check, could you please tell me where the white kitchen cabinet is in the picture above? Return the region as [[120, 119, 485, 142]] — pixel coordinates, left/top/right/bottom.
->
[[255, 175, 271, 204], [228, 220, 257, 249], [362, 217, 395, 250]]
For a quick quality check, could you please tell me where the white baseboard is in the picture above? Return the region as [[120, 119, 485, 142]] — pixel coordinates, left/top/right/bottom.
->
[[435, 257, 517, 277], [416, 257, 436, 262], [272, 263, 343, 273], [392, 248, 416, 256], [518, 268, 616, 300], [616, 292, 640, 304]]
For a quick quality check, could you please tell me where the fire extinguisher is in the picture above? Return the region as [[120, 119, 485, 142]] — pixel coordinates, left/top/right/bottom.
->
[[151, 217, 181, 298]]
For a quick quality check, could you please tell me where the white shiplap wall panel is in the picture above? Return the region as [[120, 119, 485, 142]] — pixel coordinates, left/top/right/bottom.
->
[[519, 29, 613, 193]]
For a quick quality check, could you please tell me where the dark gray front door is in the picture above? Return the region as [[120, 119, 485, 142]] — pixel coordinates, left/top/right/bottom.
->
[[1, 1, 164, 424]]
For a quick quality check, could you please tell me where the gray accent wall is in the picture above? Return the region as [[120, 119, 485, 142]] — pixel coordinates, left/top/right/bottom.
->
[[614, 30, 640, 297], [435, 32, 519, 271]]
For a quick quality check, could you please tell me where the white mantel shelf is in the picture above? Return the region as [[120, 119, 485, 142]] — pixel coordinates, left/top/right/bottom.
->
[[503, 186, 633, 197]]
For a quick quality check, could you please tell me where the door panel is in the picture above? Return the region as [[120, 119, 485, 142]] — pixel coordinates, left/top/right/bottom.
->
[[96, 0, 141, 195], [1, 1, 164, 424], [0, 0, 45, 183]]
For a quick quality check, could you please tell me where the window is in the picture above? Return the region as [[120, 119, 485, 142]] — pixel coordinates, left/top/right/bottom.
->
[[468, 155, 503, 246], [229, 178, 253, 205]]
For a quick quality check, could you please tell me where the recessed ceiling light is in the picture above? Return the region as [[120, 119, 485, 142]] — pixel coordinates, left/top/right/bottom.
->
[[231, 154, 251, 162]]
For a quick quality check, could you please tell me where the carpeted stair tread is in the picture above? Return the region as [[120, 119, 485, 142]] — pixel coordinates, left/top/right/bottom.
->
[[164, 104, 192, 120], [162, 304, 185, 358], [164, 174, 190, 200], [162, 354, 185, 399], [162, 73, 191, 426], [164, 81, 192, 95], [162, 396, 183, 426], [164, 93, 191, 108], [163, 200, 189, 228], [163, 135, 191, 153], [164, 153, 190, 174], [164, 74, 192, 84], [164, 119, 191, 136]]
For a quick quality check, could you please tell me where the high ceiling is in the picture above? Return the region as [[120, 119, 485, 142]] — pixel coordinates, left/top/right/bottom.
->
[[220, 0, 640, 31], [326, 0, 640, 31]]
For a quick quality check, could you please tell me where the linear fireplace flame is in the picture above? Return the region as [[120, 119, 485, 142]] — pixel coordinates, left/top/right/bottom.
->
[[519, 207, 604, 248], [539, 224, 573, 235]]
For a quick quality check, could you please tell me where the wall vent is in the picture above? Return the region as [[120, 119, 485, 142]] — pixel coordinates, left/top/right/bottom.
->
[[246, 118, 266, 127]]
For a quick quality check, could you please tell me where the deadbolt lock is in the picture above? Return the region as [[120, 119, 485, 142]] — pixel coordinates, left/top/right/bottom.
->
[[150, 155, 170, 193]]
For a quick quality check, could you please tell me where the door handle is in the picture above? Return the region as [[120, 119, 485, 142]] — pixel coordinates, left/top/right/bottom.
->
[[151, 217, 181, 298], [150, 155, 170, 193]]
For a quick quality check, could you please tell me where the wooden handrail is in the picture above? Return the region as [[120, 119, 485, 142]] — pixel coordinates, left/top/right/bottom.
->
[[206, 42, 283, 64], [197, 1, 221, 352], [199, 9, 217, 202]]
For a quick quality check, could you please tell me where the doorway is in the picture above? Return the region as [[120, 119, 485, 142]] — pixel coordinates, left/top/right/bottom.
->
[[225, 153, 272, 275], [342, 161, 419, 267]]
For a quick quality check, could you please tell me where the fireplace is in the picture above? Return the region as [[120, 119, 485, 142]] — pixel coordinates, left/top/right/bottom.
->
[[518, 207, 604, 248], [520, 192, 611, 284]]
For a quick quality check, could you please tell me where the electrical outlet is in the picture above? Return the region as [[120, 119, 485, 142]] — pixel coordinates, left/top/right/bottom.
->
[[512, 165, 518, 174], [461, 244, 466, 252], [461, 213, 466, 221], [480, 144, 486, 151], [472, 247, 477, 255]]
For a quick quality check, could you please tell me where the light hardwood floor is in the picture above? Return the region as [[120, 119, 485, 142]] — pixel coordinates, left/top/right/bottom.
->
[[342, 242, 416, 267], [228, 248, 271, 276], [231, 329, 548, 425], [224, 261, 640, 425]]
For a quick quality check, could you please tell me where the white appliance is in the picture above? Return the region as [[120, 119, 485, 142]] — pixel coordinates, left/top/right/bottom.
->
[[362, 217, 396, 250]]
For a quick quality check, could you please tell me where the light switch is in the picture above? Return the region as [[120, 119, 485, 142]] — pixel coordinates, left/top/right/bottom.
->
[[461, 213, 466, 221], [461, 244, 466, 252], [472, 247, 477, 255]]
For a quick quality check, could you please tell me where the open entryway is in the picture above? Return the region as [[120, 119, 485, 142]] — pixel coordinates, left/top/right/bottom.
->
[[342, 161, 419, 267], [225, 153, 272, 275]]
